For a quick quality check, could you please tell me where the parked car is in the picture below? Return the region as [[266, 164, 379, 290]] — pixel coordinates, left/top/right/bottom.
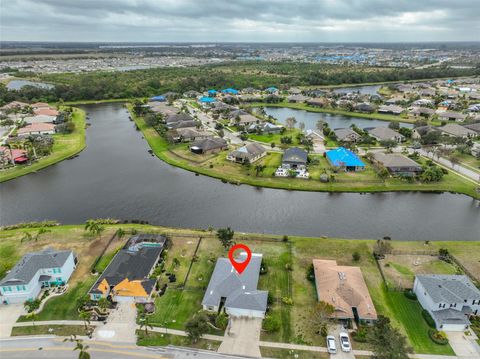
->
[[339, 332, 351, 352], [327, 335, 337, 354]]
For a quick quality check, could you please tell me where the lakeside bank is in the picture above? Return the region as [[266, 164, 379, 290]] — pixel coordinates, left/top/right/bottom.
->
[[0, 107, 87, 183]]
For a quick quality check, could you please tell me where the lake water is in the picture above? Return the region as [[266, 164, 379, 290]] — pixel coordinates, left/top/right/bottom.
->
[[0, 103, 478, 241], [264, 107, 413, 130], [7, 80, 55, 91], [332, 85, 382, 95]]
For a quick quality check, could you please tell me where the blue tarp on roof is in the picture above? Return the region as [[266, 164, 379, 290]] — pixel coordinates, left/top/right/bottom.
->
[[221, 88, 239, 95], [326, 147, 365, 168], [207, 89, 217, 96], [199, 96, 216, 103], [265, 87, 278, 92], [150, 95, 166, 102]]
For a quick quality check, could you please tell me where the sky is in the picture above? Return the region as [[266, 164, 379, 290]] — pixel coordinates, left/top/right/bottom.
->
[[1, 0, 480, 43]]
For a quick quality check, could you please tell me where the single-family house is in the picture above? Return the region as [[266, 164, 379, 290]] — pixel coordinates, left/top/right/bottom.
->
[[333, 128, 360, 143], [0, 146, 28, 165], [366, 127, 405, 143], [409, 107, 435, 118], [282, 147, 308, 169], [202, 253, 268, 318], [378, 105, 404, 115], [438, 111, 466, 122], [354, 103, 375, 113], [221, 88, 239, 95], [166, 113, 194, 124], [265, 87, 279, 94], [312, 259, 377, 325], [190, 137, 228, 154], [89, 234, 166, 303], [372, 153, 422, 176], [0, 249, 77, 305], [412, 99, 434, 107], [170, 128, 212, 142], [227, 143, 266, 164], [464, 122, 480, 134], [413, 275, 480, 331], [230, 113, 259, 127], [287, 94, 310, 103], [438, 124, 477, 139], [326, 147, 365, 172], [307, 98, 329, 108], [23, 114, 57, 124], [412, 126, 439, 140], [17, 123, 55, 136], [385, 97, 405, 105], [168, 120, 198, 130], [150, 95, 166, 102]]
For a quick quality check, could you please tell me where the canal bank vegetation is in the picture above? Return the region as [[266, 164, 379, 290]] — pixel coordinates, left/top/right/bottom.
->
[[0, 107, 86, 183], [1, 224, 478, 354], [128, 105, 479, 199]]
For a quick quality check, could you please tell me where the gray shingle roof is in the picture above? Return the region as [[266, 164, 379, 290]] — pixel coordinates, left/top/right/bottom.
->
[[202, 253, 268, 313], [283, 147, 308, 164], [430, 307, 470, 326], [416, 275, 480, 304], [0, 248, 73, 286], [89, 234, 166, 295], [366, 127, 404, 141]]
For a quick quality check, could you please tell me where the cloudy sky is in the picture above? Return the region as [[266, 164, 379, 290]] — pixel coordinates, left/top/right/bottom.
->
[[1, 0, 479, 42]]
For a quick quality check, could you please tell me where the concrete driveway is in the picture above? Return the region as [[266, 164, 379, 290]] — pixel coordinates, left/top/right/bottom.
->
[[0, 304, 25, 338], [446, 331, 480, 358], [217, 316, 262, 358], [93, 301, 137, 343], [329, 324, 355, 359]]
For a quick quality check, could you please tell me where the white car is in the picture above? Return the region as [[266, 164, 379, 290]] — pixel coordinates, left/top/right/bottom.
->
[[339, 332, 351, 352], [326, 335, 337, 354]]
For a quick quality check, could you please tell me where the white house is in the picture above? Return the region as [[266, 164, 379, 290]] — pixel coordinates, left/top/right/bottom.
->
[[0, 249, 77, 305], [413, 275, 480, 331], [202, 253, 268, 319]]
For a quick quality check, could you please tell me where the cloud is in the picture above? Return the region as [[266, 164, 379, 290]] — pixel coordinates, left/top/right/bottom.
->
[[1, 0, 479, 42]]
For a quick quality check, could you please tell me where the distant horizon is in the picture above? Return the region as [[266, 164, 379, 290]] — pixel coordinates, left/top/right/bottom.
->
[[2, 40, 480, 44]]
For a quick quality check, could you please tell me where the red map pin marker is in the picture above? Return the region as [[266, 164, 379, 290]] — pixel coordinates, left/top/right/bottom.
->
[[228, 244, 252, 275]]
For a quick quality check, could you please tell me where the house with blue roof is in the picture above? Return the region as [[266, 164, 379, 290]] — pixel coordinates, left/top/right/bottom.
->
[[199, 96, 216, 104], [150, 95, 166, 102], [265, 87, 279, 94], [326, 147, 365, 172], [207, 89, 217, 97], [221, 88, 239, 95]]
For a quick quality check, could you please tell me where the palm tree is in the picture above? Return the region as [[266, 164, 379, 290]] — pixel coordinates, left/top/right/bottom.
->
[[25, 136, 37, 160], [116, 228, 126, 240], [84, 220, 105, 239], [79, 310, 91, 330], [97, 297, 109, 312], [21, 231, 33, 243], [35, 228, 51, 242], [4, 143, 15, 166], [139, 313, 153, 336], [64, 335, 90, 359]]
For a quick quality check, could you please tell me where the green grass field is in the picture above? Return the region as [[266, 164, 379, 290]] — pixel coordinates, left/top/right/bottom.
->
[[11, 325, 87, 337], [136, 331, 221, 349], [0, 108, 87, 182], [385, 291, 454, 355]]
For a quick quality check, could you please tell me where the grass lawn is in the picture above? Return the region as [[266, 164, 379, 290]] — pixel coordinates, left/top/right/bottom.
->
[[129, 105, 479, 199], [384, 291, 454, 355], [260, 347, 328, 359], [248, 128, 302, 146], [1, 225, 479, 355], [0, 108, 87, 183], [136, 331, 221, 350], [11, 325, 87, 337], [454, 152, 480, 174]]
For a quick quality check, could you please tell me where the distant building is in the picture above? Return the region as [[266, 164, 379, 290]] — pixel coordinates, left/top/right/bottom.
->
[[17, 123, 55, 136], [202, 253, 268, 318], [366, 127, 405, 143], [227, 143, 266, 164], [0, 249, 77, 304], [326, 147, 365, 172], [438, 124, 477, 139], [333, 128, 360, 143], [414, 275, 480, 331], [378, 105, 404, 115], [190, 137, 228, 154], [372, 153, 422, 176]]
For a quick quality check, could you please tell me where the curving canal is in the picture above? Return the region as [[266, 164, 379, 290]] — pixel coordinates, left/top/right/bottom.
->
[[0, 102, 479, 240]]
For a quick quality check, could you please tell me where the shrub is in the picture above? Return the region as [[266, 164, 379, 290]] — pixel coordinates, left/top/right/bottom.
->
[[404, 289, 417, 300], [263, 315, 280, 332], [428, 329, 449, 345], [306, 263, 315, 283], [352, 251, 361, 262], [281, 297, 293, 305], [422, 310, 436, 328], [215, 313, 228, 330], [352, 327, 369, 343]]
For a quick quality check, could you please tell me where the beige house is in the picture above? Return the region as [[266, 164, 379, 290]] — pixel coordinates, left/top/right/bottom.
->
[[312, 259, 377, 325]]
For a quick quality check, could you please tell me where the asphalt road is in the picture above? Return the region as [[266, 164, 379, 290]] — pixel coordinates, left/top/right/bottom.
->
[[0, 336, 250, 359]]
